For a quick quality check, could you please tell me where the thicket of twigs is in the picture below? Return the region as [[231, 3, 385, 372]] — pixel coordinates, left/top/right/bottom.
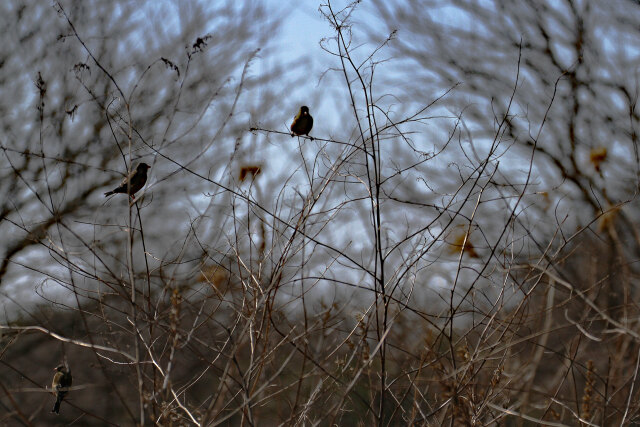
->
[[1, 1, 640, 425]]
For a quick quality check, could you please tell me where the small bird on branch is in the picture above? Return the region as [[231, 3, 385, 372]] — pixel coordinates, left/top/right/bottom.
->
[[51, 364, 72, 414], [290, 106, 313, 138], [104, 163, 150, 198]]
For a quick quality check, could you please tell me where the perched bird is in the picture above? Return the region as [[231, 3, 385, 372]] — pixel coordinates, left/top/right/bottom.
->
[[290, 106, 313, 138], [104, 163, 150, 198], [51, 364, 72, 414]]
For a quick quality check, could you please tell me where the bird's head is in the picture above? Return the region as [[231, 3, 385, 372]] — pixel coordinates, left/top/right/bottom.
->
[[300, 106, 309, 115], [137, 163, 151, 172], [54, 365, 65, 372]]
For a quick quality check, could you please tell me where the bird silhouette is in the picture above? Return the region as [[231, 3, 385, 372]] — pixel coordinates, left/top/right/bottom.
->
[[104, 163, 150, 198], [290, 106, 313, 138], [51, 364, 72, 414]]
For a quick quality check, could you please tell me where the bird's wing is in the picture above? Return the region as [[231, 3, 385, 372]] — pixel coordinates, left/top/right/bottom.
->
[[119, 168, 137, 186]]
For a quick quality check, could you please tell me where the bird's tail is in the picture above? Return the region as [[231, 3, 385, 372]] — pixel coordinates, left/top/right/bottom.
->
[[52, 391, 66, 414], [104, 191, 114, 197]]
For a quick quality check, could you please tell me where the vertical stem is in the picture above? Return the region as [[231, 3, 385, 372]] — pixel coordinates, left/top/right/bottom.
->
[[124, 104, 144, 426]]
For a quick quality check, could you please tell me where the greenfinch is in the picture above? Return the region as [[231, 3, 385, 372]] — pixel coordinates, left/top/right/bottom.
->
[[290, 106, 313, 137], [104, 163, 150, 198], [51, 364, 72, 414]]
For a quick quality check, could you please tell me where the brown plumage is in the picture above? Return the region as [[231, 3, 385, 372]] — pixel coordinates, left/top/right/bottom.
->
[[290, 106, 313, 137], [104, 163, 150, 198], [51, 365, 72, 414]]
